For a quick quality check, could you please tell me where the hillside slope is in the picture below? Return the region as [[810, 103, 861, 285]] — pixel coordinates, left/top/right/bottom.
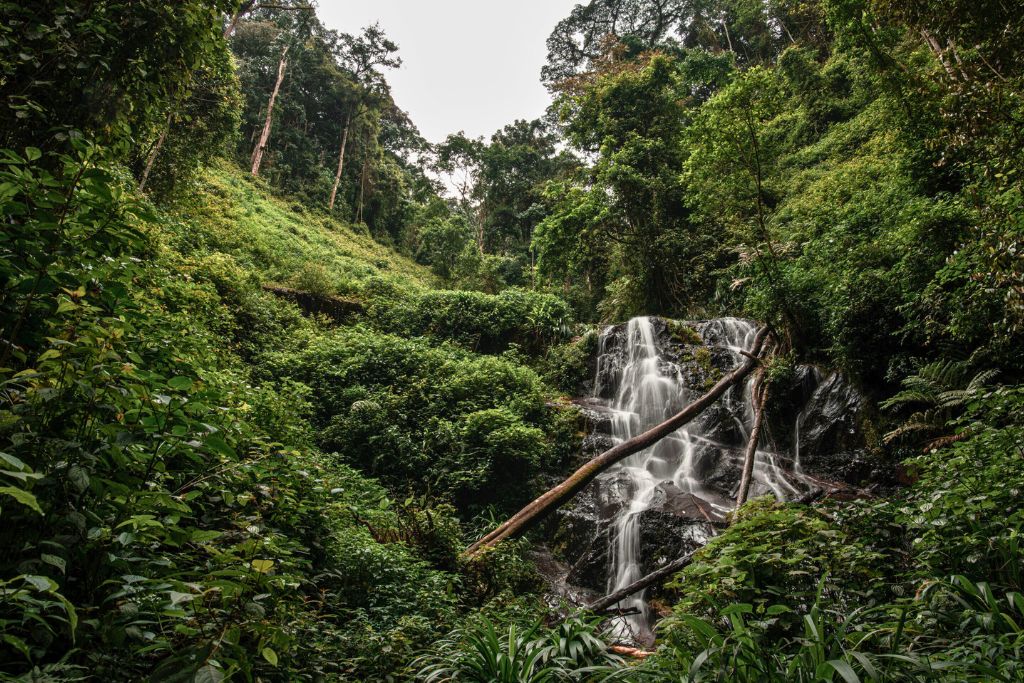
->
[[169, 161, 438, 294]]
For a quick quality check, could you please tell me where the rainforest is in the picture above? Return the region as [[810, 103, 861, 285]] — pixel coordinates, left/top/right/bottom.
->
[[1, 1, 1022, 681]]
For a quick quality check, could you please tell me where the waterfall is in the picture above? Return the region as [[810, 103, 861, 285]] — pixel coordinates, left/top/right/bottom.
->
[[594, 316, 799, 642]]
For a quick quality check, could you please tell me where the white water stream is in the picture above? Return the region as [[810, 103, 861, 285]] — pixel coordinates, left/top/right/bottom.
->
[[595, 317, 799, 641]]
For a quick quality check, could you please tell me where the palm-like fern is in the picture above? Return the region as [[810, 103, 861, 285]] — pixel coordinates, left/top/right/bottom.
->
[[412, 616, 623, 682], [881, 359, 998, 448]]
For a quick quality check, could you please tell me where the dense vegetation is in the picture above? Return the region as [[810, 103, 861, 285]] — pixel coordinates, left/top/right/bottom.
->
[[1, 0, 1022, 681]]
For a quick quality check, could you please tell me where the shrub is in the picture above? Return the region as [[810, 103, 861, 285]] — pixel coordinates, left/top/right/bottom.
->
[[366, 286, 574, 355], [258, 328, 567, 514]]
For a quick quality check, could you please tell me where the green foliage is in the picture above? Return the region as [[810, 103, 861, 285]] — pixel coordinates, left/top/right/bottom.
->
[[417, 214, 475, 278], [893, 387, 1024, 585], [646, 386, 1024, 682], [367, 285, 573, 355], [167, 162, 438, 293], [663, 499, 885, 643], [136, 45, 243, 200], [539, 330, 600, 394], [413, 615, 623, 682], [542, 52, 731, 317], [261, 327, 567, 514], [881, 358, 998, 446], [0, 0, 235, 155]]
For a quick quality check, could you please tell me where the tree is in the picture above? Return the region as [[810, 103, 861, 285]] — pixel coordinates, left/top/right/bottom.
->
[[137, 47, 243, 197], [328, 25, 402, 212], [223, 0, 314, 39], [0, 0, 236, 157], [684, 66, 803, 340], [540, 52, 732, 318], [250, 43, 290, 176], [433, 133, 487, 253], [542, 0, 828, 88], [476, 120, 576, 257]]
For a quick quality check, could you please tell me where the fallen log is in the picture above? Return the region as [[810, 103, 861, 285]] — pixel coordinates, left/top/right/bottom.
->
[[587, 552, 696, 614], [610, 645, 654, 659], [464, 326, 770, 558]]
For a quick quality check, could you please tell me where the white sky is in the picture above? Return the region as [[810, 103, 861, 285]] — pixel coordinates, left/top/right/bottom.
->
[[317, 0, 580, 144]]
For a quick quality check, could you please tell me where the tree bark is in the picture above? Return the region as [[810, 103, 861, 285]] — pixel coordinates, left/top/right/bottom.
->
[[920, 29, 961, 82], [327, 112, 352, 211], [464, 326, 770, 557], [250, 44, 289, 177], [138, 110, 173, 193], [356, 155, 368, 224], [224, 1, 258, 39], [586, 552, 696, 613], [609, 645, 654, 659], [735, 371, 769, 509]]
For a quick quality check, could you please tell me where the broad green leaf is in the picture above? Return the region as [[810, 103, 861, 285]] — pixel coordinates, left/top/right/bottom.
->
[[40, 554, 66, 574], [0, 452, 29, 471], [168, 376, 193, 391], [251, 559, 274, 574], [826, 659, 861, 683], [262, 647, 279, 666], [169, 591, 194, 606], [0, 486, 42, 514], [193, 664, 224, 683], [24, 575, 56, 591]]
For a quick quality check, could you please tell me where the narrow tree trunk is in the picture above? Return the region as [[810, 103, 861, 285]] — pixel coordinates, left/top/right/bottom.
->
[[465, 327, 770, 557], [476, 205, 486, 255], [224, 10, 243, 39], [328, 113, 351, 211], [356, 156, 368, 224], [735, 372, 769, 509], [587, 553, 696, 613], [224, 0, 258, 39], [920, 30, 960, 82], [139, 111, 173, 192], [251, 44, 289, 177], [722, 19, 734, 53]]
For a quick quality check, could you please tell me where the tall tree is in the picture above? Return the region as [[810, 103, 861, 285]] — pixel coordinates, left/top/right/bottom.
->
[[328, 25, 401, 211], [250, 42, 290, 176]]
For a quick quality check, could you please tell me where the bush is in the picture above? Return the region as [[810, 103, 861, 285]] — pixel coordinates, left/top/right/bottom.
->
[[662, 499, 885, 648], [413, 615, 623, 682], [366, 285, 573, 355], [258, 327, 567, 514]]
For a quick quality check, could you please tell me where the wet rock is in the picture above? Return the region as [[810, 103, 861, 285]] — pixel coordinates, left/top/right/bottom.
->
[[531, 545, 601, 617], [543, 315, 875, 632]]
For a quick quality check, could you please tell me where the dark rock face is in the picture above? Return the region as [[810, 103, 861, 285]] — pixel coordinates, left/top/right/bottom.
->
[[552, 485, 715, 593], [548, 317, 874, 601]]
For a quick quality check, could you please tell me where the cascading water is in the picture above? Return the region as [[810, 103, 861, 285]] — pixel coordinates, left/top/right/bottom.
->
[[594, 317, 804, 642]]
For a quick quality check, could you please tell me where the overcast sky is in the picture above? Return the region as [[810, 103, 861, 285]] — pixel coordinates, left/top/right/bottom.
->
[[318, 1, 580, 144]]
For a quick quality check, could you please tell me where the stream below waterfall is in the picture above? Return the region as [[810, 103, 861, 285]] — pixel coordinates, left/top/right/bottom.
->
[[554, 316, 870, 645]]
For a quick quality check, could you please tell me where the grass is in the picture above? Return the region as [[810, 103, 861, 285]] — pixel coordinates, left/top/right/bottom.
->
[[167, 160, 438, 296]]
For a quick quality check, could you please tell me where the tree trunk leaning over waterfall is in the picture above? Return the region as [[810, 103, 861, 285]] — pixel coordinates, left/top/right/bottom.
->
[[464, 326, 771, 558], [586, 552, 696, 614], [251, 44, 289, 177], [327, 113, 351, 211], [735, 370, 770, 509]]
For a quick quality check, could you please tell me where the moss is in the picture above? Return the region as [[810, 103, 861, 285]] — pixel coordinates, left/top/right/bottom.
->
[[539, 328, 599, 393], [668, 319, 703, 346]]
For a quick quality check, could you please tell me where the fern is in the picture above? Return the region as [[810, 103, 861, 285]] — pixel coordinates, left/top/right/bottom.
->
[[883, 359, 998, 446]]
